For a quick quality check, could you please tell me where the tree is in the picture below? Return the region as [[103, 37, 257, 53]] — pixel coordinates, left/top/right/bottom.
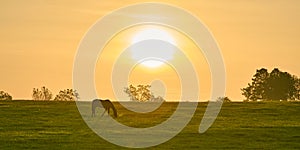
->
[[54, 89, 79, 101], [124, 84, 152, 102], [241, 84, 253, 101], [294, 77, 300, 100], [241, 68, 269, 101], [0, 91, 12, 100], [265, 69, 297, 100], [124, 84, 165, 102], [242, 68, 300, 101], [32, 86, 52, 101]]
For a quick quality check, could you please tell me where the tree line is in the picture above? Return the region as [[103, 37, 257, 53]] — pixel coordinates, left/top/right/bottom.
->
[[0, 87, 79, 101], [32, 87, 79, 101], [1, 68, 299, 102]]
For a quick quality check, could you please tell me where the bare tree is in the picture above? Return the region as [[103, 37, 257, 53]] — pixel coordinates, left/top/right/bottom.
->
[[32, 86, 52, 101]]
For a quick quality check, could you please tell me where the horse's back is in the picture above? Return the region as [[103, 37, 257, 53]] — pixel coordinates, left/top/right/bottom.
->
[[92, 99, 117, 117]]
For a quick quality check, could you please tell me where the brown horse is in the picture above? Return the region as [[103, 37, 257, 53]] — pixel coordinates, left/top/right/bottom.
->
[[92, 99, 118, 118]]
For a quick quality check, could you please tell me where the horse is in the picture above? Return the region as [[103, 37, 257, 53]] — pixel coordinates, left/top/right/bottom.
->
[[92, 99, 118, 118]]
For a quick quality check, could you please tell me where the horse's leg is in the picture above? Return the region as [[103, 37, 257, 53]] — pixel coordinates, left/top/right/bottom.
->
[[101, 109, 106, 117], [92, 104, 95, 117], [92, 110, 96, 117]]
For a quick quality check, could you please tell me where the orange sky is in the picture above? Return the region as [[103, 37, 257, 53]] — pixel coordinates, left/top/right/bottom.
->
[[94, 24, 210, 101], [1, 0, 300, 100]]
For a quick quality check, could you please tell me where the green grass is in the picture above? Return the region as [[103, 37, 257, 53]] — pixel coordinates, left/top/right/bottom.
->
[[0, 100, 299, 149]]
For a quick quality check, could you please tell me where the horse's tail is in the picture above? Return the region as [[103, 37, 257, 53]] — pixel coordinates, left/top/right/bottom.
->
[[110, 102, 118, 118]]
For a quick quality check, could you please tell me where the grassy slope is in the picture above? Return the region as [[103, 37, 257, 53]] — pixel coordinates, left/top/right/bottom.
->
[[0, 101, 299, 149]]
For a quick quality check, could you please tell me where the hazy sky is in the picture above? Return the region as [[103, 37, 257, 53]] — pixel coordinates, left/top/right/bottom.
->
[[1, 0, 299, 100]]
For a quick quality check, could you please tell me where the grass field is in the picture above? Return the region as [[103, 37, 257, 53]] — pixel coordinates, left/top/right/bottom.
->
[[0, 100, 299, 149]]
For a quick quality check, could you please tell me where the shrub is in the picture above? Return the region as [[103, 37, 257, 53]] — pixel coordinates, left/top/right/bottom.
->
[[0, 91, 12, 100], [32, 86, 52, 101], [54, 89, 79, 101]]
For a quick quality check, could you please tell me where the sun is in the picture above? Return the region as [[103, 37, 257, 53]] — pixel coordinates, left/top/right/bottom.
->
[[138, 59, 165, 68], [131, 27, 176, 68]]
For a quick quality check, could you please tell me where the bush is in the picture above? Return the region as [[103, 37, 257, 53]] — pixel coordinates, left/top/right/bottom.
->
[[54, 89, 79, 101], [32, 86, 52, 101], [0, 91, 12, 100]]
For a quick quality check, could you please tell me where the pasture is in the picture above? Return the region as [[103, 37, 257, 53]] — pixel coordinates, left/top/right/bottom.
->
[[0, 100, 299, 149]]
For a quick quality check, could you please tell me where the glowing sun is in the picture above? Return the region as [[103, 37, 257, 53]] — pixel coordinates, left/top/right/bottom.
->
[[131, 28, 176, 68]]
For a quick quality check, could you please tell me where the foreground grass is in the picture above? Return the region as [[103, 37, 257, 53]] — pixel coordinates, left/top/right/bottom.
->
[[0, 101, 299, 149]]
